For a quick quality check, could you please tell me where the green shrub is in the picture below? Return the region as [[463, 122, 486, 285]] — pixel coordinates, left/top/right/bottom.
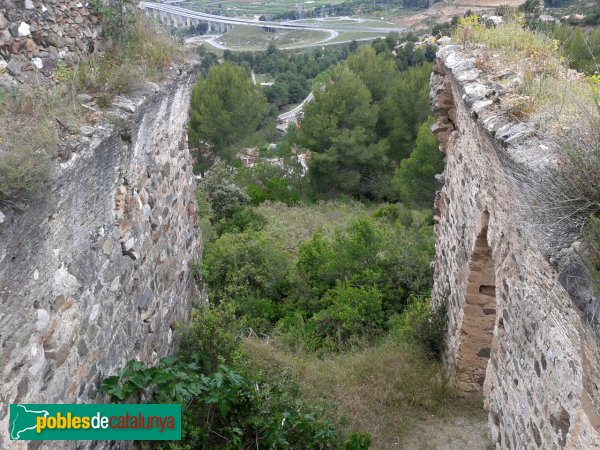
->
[[392, 295, 447, 359], [215, 206, 267, 236], [308, 282, 385, 352], [179, 304, 243, 369], [345, 432, 372, 450], [100, 355, 206, 403], [372, 203, 414, 227], [102, 356, 349, 449], [202, 231, 291, 316]]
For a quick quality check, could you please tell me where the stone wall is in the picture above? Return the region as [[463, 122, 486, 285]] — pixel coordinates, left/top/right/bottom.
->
[[0, 0, 105, 82], [0, 66, 201, 448], [431, 45, 600, 449]]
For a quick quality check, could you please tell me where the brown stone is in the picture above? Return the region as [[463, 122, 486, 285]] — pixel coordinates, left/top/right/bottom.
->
[[8, 39, 21, 54]]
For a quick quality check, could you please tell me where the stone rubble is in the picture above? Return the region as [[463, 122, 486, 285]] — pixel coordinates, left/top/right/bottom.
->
[[0, 0, 106, 85]]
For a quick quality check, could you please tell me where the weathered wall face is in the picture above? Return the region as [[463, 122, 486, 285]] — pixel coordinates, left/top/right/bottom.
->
[[431, 45, 600, 449], [0, 0, 105, 82], [0, 67, 201, 448]]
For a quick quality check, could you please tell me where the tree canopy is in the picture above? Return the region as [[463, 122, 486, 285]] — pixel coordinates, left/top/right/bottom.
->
[[189, 62, 269, 160], [295, 47, 433, 200], [393, 118, 444, 208]]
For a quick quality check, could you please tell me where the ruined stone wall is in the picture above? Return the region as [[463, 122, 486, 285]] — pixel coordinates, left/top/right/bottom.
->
[[0, 66, 201, 448], [431, 45, 600, 449], [0, 0, 105, 82]]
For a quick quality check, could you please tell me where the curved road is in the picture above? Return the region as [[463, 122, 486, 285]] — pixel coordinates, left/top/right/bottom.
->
[[141, 2, 403, 34]]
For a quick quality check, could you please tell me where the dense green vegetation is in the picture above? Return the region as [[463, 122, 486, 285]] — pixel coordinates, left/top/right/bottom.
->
[[189, 61, 269, 165], [295, 47, 435, 199], [224, 44, 353, 110], [544, 23, 600, 75]]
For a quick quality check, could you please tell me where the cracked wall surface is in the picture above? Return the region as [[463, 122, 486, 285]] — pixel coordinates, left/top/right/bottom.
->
[[431, 45, 600, 449]]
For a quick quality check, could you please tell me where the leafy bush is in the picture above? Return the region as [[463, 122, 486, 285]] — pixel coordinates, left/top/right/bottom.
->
[[393, 296, 448, 359], [215, 206, 267, 236], [201, 231, 292, 333], [179, 304, 242, 369], [101, 355, 207, 403], [372, 203, 414, 227], [275, 215, 435, 351], [101, 355, 350, 449], [308, 282, 384, 352]]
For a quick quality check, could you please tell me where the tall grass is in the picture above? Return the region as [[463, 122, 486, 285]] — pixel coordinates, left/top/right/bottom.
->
[[73, 12, 181, 99], [454, 15, 598, 127], [242, 337, 474, 449], [0, 88, 73, 207]]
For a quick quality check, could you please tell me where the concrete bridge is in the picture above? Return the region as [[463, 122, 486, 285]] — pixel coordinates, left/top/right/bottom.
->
[[140, 2, 325, 33]]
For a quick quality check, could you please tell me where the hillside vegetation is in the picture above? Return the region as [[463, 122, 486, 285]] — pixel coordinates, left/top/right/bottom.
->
[[101, 37, 468, 449], [101, 10, 599, 450]]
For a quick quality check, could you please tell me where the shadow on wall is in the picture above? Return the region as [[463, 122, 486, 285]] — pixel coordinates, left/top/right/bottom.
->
[[455, 211, 497, 398]]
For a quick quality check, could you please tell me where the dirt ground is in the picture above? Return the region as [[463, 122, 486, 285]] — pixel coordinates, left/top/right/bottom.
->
[[398, 407, 491, 450], [392, 0, 525, 29]]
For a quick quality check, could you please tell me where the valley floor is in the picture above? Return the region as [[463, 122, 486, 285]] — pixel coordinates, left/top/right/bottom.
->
[[243, 339, 490, 449]]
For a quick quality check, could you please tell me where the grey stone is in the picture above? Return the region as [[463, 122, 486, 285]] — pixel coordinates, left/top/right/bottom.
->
[[0, 13, 8, 29], [77, 93, 93, 103], [102, 239, 113, 256], [35, 309, 50, 331], [462, 83, 489, 106], [25, 0, 35, 9], [112, 96, 136, 113], [76, 339, 88, 357], [79, 125, 95, 137], [8, 23, 18, 38], [457, 69, 480, 83], [138, 289, 152, 310], [6, 58, 21, 76], [0, 29, 11, 43], [0, 210, 5, 224], [121, 238, 135, 253], [472, 99, 493, 115], [18, 22, 31, 37]]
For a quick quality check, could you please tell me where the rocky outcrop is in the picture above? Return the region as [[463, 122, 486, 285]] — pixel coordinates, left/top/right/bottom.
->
[[0, 65, 201, 448], [0, 0, 105, 83], [431, 45, 600, 449]]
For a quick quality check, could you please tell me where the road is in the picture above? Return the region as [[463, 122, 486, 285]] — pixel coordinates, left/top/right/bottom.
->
[[141, 2, 404, 34], [185, 31, 391, 52]]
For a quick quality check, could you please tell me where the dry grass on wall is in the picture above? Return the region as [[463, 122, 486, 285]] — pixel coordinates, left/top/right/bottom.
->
[[0, 12, 181, 208]]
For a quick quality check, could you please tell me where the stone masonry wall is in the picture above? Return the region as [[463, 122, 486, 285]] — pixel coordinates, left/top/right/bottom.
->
[[0, 0, 105, 83], [0, 66, 201, 448], [431, 45, 600, 449]]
